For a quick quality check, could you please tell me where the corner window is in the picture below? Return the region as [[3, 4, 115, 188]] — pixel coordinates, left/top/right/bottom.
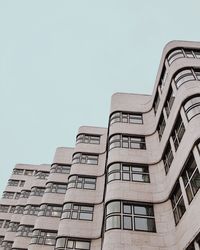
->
[[108, 134, 146, 150], [105, 201, 156, 232], [55, 237, 90, 250], [45, 183, 67, 194], [110, 112, 143, 125], [184, 95, 200, 120], [24, 205, 40, 216], [38, 204, 62, 218], [107, 163, 150, 183], [30, 230, 57, 246], [68, 176, 96, 190], [50, 164, 71, 174], [72, 153, 98, 165], [62, 203, 94, 221], [76, 134, 100, 144], [30, 187, 45, 196]]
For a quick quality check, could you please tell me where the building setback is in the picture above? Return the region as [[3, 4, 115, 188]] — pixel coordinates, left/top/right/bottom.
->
[[0, 40, 200, 250]]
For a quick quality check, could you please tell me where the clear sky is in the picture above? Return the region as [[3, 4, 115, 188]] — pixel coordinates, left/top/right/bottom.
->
[[1, 0, 200, 194]]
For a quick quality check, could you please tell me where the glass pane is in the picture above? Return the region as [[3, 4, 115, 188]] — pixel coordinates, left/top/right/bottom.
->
[[123, 216, 132, 230], [191, 170, 200, 195], [186, 185, 193, 203], [122, 172, 130, 181], [106, 201, 121, 215], [123, 204, 132, 214], [75, 241, 90, 249], [106, 215, 121, 230], [134, 217, 156, 232], [56, 238, 65, 248], [79, 212, 93, 220], [134, 205, 154, 216], [132, 173, 149, 182], [109, 163, 121, 172]]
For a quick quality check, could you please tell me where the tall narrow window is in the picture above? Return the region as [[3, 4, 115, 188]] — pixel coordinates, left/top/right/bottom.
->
[[164, 87, 175, 117], [163, 142, 174, 174], [181, 154, 200, 204], [157, 113, 166, 140], [153, 91, 160, 114], [171, 115, 185, 151], [171, 182, 186, 224]]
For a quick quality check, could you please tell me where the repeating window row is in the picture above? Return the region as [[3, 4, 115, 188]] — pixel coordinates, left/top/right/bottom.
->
[[110, 112, 143, 125], [72, 153, 98, 165], [35, 171, 49, 180], [105, 201, 156, 232], [68, 175, 96, 190], [76, 134, 100, 144], [30, 187, 45, 196], [24, 205, 40, 216], [50, 164, 71, 174], [107, 163, 150, 183], [62, 203, 94, 221], [55, 237, 90, 250], [12, 169, 35, 176], [108, 134, 146, 150]]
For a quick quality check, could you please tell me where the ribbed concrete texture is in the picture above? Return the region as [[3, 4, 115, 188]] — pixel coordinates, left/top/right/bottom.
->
[[0, 40, 200, 250]]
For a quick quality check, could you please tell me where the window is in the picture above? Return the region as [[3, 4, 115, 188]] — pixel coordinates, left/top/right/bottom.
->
[[35, 171, 49, 180], [24, 205, 40, 216], [153, 91, 160, 114], [76, 134, 100, 144], [110, 112, 143, 125], [68, 176, 96, 190], [164, 86, 175, 117], [20, 190, 31, 198], [171, 182, 186, 224], [45, 183, 67, 194], [171, 115, 185, 151], [55, 237, 91, 250], [50, 164, 71, 174], [7, 222, 19, 232], [0, 236, 4, 245], [105, 201, 156, 232], [16, 225, 33, 237], [107, 163, 150, 183], [0, 220, 10, 229], [157, 113, 166, 140], [38, 204, 62, 217], [12, 169, 23, 175], [24, 170, 34, 176], [181, 154, 200, 204], [7, 179, 20, 186], [184, 95, 200, 120], [30, 230, 57, 246], [0, 205, 9, 213], [14, 206, 24, 214], [167, 48, 184, 65], [174, 68, 200, 88], [160, 66, 168, 91], [186, 231, 200, 250], [9, 206, 16, 213], [62, 203, 94, 221], [1, 241, 13, 249], [30, 187, 45, 196], [72, 153, 98, 165], [2, 192, 15, 199], [108, 134, 146, 150], [15, 192, 21, 199], [163, 142, 174, 174]]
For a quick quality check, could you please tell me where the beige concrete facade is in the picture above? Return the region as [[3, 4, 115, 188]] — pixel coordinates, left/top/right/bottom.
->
[[0, 41, 200, 249]]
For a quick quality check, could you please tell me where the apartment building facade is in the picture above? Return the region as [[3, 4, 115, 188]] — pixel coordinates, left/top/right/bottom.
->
[[0, 40, 200, 250]]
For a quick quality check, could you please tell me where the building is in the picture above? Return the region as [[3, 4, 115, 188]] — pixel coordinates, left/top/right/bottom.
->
[[0, 40, 200, 250]]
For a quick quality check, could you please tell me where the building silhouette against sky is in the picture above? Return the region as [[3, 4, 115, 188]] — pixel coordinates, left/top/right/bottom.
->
[[0, 40, 200, 250]]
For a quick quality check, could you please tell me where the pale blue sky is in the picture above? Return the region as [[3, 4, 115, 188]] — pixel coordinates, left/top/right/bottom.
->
[[1, 0, 200, 194]]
